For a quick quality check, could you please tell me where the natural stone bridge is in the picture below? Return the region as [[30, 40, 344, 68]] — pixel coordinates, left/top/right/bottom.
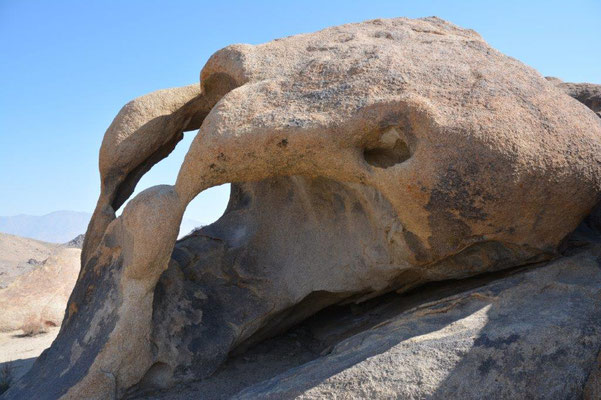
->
[[4, 17, 601, 400]]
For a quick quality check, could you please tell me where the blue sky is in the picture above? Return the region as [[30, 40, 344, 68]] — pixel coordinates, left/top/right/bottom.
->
[[1, 0, 599, 224]]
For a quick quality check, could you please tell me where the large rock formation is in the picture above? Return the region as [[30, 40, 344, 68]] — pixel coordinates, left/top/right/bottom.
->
[[4, 17, 601, 399], [233, 243, 601, 399], [132, 231, 601, 400]]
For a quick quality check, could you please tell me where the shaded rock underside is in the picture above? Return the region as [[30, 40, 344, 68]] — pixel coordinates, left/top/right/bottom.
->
[[130, 219, 601, 399]]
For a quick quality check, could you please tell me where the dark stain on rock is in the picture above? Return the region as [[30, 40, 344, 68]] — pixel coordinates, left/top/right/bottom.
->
[[427, 164, 489, 222], [103, 233, 119, 249], [403, 230, 429, 263], [425, 161, 500, 258], [6, 248, 123, 400], [225, 183, 253, 212], [332, 193, 346, 213], [475, 333, 520, 349], [478, 356, 499, 375]]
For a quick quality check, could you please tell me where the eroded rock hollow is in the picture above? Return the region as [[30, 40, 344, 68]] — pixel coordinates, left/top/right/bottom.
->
[[5, 17, 601, 399]]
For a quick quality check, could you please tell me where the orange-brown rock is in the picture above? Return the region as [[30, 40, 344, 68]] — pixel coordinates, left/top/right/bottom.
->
[[6, 17, 601, 400]]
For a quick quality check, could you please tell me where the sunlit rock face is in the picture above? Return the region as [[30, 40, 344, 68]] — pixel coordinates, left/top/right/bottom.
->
[[5, 17, 601, 400]]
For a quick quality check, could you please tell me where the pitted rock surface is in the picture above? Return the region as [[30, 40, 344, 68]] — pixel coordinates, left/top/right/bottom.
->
[[5, 17, 601, 399]]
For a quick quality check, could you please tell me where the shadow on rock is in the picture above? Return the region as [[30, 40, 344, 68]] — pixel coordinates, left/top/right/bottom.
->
[[223, 248, 601, 399]]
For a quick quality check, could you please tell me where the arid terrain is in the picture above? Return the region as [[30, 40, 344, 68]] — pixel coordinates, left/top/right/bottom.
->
[[0, 233, 63, 289], [1, 14, 601, 400], [0, 328, 59, 383], [0, 232, 80, 392]]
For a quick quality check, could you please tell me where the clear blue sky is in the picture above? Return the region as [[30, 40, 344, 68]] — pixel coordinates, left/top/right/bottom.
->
[[1, 0, 599, 224]]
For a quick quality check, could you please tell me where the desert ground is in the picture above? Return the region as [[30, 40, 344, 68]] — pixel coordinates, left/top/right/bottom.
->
[[0, 232, 80, 392]]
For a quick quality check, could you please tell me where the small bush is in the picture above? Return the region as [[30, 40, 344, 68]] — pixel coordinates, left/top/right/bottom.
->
[[20, 315, 47, 337], [0, 362, 14, 395]]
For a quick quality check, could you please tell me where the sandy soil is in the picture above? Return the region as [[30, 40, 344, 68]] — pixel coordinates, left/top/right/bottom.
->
[[0, 327, 59, 382]]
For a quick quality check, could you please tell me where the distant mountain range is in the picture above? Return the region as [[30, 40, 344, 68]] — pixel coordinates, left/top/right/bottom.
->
[[0, 211, 91, 243], [0, 211, 202, 243]]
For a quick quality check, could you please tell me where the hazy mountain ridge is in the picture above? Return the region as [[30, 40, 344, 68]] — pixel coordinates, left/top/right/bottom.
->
[[0, 211, 202, 243], [0, 211, 91, 243]]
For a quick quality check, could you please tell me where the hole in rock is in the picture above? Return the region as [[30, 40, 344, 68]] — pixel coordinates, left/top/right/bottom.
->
[[119, 131, 230, 238], [180, 183, 230, 237], [363, 128, 411, 168]]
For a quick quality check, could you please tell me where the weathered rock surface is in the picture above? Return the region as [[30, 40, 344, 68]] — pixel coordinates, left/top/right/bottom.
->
[[131, 207, 601, 399], [234, 249, 601, 399], [5, 17, 601, 399], [0, 247, 80, 332], [131, 241, 601, 400]]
